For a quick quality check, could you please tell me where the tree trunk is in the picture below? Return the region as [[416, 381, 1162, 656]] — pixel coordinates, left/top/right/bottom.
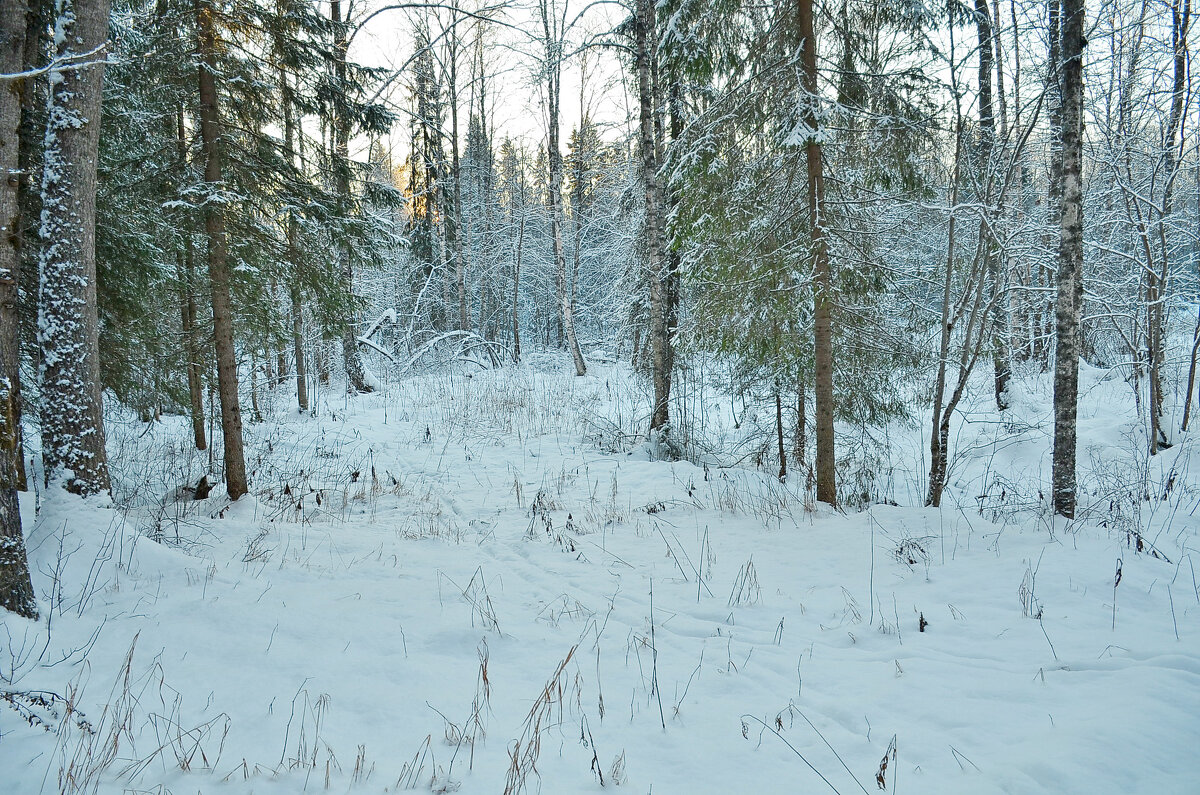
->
[[1051, 0, 1084, 518], [793, 381, 806, 470], [38, 0, 111, 496], [180, 241, 207, 451], [635, 0, 671, 433], [175, 109, 206, 451], [512, 205, 523, 363], [799, 0, 836, 506], [1181, 307, 1200, 432], [0, 0, 37, 618], [976, 0, 1011, 411], [927, 115, 962, 508], [1041, 0, 1063, 371], [196, 0, 248, 500], [540, 0, 586, 376], [275, 40, 308, 413], [292, 285, 308, 411], [1183, 164, 1200, 432], [331, 0, 372, 393], [446, 30, 469, 333], [9, 0, 43, 494], [775, 390, 787, 482], [1155, 0, 1190, 444]]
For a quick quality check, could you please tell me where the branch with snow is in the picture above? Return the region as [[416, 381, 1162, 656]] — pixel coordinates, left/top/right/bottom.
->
[[0, 44, 110, 84]]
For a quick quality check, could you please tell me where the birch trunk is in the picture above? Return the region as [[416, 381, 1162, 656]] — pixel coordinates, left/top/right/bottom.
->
[[635, 0, 670, 430], [1051, 0, 1085, 517], [539, 0, 586, 376]]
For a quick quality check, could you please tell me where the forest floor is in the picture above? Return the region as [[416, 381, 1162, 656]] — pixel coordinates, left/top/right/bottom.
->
[[2, 355, 1199, 794]]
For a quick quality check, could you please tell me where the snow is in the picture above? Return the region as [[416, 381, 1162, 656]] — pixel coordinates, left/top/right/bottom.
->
[[2, 359, 1199, 794]]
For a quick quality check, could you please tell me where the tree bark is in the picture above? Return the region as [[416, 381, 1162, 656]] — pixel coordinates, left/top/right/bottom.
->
[[927, 93, 963, 508], [446, 26, 469, 333], [179, 241, 207, 450], [541, 0, 586, 377], [196, 0, 248, 500], [976, 0, 1011, 411], [1051, 0, 1084, 518], [510, 175, 524, 363], [1156, 0, 1190, 443], [793, 381, 806, 472], [0, 0, 37, 618], [635, 0, 671, 430], [798, 0, 836, 506], [292, 285, 308, 411], [9, 0, 42, 494], [174, 109, 206, 451], [331, 0, 372, 393], [1041, 0, 1063, 370], [775, 390, 787, 482], [275, 7, 308, 412], [38, 0, 112, 496]]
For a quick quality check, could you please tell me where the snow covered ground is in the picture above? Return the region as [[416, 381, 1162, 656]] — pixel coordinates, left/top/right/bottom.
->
[[2, 357, 1198, 794]]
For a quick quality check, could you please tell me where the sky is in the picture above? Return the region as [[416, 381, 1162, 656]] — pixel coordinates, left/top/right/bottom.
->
[[347, 0, 633, 166]]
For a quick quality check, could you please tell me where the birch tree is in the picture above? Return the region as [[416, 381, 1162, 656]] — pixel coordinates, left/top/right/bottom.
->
[[535, 0, 586, 376], [1051, 0, 1085, 517]]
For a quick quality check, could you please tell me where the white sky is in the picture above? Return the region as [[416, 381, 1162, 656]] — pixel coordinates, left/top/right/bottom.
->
[[346, 0, 633, 167]]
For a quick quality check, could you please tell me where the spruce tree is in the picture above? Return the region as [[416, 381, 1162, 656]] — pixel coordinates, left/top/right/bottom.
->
[[38, 0, 113, 496]]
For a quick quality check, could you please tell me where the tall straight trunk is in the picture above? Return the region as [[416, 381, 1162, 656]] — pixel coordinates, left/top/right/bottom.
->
[[175, 109, 206, 451], [512, 194, 524, 363], [927, 91, 963, 508], [292, 285, 308, 410], [793, 381, 806, 471], [179, 241, 207, 451], [0, 0, 37, 618], [331, 0, 371, 393], [447, 33, 469, 332], [275, 344, 287, 388], [976, 0, 1011, 411], [196, 0, 248, 500], [38, 0, 111, 496], [540, 0, 585, 377], [276, 7, 308, 412], [664, 75, 683, 414], [10, 0, 44, 494], [1051, 0, 1084, 518], [636, 0, 669, 429], [993, 0, 1009, 141], [541, 6, 586, 377], [1183, 163, 1200, 431], [799, 0, 836, 506], [1041, 0, 1063, 369], [1157, 0, 1190, 440], [775, 389, 787, 482], [433, 176, 449, 331]]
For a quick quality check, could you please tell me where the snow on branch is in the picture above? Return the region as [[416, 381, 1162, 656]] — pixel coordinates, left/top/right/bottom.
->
[[0, 44, 110, 84]]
